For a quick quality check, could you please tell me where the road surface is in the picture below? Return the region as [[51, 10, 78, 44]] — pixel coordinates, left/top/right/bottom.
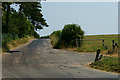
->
[[2, 39, 118, 78]]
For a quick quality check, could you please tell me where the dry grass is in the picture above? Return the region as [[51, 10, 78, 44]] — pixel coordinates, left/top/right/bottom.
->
[[2, 36, 34, 53], [8, 36, 34, 50]]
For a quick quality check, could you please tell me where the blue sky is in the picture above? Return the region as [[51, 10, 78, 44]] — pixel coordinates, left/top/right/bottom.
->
[[37, 2, 118, 36]]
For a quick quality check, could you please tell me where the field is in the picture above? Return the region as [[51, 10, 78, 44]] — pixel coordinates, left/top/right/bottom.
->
[[78, 34, 120, 73], [76, 34, 119, 53]]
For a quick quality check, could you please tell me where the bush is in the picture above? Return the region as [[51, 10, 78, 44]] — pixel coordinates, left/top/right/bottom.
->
[[50, 31, 62, 49], [61, 24, 84, 47], [2, 40, 10, 51], [50, 24, 84, 48], [34, 31, 40, 39]]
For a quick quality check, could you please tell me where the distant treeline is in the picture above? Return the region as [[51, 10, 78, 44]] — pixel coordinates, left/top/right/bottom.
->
[[40, 35, 50, 39]]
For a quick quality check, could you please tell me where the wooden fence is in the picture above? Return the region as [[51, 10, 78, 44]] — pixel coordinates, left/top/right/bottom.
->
[[76, 39, 104, 48]]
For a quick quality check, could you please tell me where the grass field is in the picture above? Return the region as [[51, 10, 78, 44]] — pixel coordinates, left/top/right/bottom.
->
[[76, 34, 119, 52]]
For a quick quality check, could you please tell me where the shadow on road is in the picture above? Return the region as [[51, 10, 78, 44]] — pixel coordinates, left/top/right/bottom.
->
[[6, 51, 21, 53]]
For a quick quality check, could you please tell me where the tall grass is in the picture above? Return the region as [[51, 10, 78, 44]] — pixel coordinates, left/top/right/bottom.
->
[[2, 33, 34, 52], [50, 31, 62, 49]]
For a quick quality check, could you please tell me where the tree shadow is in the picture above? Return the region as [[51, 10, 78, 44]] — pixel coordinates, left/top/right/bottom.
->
[[6, 51, 20, 53]]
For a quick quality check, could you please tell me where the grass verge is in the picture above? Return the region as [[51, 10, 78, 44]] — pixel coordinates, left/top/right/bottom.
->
[[89, 56, 120, 73], [2, 36, 34, 53]]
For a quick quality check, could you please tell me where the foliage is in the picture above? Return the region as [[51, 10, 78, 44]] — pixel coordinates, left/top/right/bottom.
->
[[40, 35, 50, 39], [2, 2, 48, 37], [19, 2, 49, 30], [50, 31, 62, 49], [2, 40, 10, 52], [90, 56, 120, 73], [34, 31, 40, 39], [2, 2, 48, 51], [50, 24, 84, 48], [61, 24, 84, 47]]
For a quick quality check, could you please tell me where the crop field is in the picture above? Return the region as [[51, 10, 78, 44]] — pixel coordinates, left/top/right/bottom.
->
[[77, 34, 119, 52]]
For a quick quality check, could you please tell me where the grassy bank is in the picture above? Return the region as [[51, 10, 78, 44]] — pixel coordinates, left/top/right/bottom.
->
[[2, 36, 34, 52], [76, 34, 118, 52], [90, 56, 120, 73], [50, 31, 62, 49]]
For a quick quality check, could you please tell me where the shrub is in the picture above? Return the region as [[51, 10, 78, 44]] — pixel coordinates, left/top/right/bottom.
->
[[34, 31, 40, 39], [50, 31, 62, 49], [2, 40, 10, 51], [50, 24, 84, 48], [61, 24, 84, 47]]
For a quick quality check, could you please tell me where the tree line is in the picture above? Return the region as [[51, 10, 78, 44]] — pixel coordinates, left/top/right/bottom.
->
[[2, 2, 48, 38]]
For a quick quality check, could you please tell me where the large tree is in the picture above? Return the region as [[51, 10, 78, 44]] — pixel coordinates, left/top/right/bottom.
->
[[2, 2, 11, 33], [2, 2, 48, 38], [19, 2, 49, 31]]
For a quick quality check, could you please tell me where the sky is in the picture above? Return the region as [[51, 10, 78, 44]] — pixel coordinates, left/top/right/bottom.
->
[[37, 2, 118, 36], [11, 1, 118, 36]]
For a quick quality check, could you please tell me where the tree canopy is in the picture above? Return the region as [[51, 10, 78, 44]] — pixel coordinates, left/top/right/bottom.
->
[[2, 2, 49, 38]]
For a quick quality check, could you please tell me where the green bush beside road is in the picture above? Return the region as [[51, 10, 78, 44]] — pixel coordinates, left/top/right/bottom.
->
[[50, 31, 62, 49], [50, 24, 84, 49]]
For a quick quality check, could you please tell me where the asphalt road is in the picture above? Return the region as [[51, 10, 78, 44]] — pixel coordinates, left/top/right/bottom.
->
[[2, 39, 118, 78]]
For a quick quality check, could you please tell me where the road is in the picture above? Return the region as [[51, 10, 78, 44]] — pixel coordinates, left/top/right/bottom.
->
[[2, 39, 118, 78]]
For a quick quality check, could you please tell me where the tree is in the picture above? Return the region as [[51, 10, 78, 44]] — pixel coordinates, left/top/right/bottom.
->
[[61, 24, 84, 47], [2, 2, 12, 33], [19, 2, 49, 31]]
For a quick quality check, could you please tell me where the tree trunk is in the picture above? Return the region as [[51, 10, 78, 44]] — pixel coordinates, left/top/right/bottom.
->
[[5, 2, 10, 33]]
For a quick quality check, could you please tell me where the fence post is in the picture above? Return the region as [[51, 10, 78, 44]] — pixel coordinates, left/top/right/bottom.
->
[[95, 49, 100, 62], [115, 43, 119, 48], [112, 40, 115, 50], [102, 39, 104, 46], [98, 55, 103, 60]]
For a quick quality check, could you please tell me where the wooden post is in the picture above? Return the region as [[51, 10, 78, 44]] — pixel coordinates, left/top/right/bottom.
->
[[102, 40, 104, 46], [112, 40, 115, 50], [115, 43, 119, 48], [98, 55, 103, 60], [95, 49, 100, 62], [105, 45, 108, 50]]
